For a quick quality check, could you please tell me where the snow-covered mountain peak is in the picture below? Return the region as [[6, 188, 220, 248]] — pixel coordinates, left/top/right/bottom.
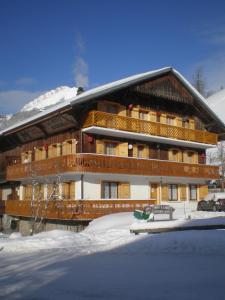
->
[[207, 89, 225, 123], [21, 86, 78, 112]]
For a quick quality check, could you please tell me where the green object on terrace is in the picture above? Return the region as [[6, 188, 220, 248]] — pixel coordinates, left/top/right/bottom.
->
[[133, 210, 150, 220]]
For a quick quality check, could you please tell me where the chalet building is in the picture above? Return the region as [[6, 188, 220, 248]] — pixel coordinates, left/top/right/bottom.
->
[[0, 67, 224, 234]]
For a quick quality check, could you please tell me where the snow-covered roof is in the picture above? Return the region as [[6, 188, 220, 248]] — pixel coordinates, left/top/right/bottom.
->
[[1, 67, 225, 135]]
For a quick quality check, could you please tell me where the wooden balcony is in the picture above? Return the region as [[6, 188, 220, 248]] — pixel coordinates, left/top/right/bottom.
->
[[83, 111, 218, 145], [4, 199, 156, 220], [6, 153, 219, 180]]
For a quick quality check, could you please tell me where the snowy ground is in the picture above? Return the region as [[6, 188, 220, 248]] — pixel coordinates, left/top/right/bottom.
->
[[1, 202, 225, 300]]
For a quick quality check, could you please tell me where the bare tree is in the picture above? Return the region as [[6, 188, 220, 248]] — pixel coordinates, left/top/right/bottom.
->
[[192, 66, 206, 97], [207, 142, 225, 188]]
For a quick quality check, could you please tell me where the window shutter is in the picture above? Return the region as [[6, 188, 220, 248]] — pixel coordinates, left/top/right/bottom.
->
[[150, 111, 157, 122], [162, 184, 168, 201], [118, 105, 126, 117], [69, 182, 75, 199], [179, 185, 186, 201], [131, 108, 139, 119], [118, 143, 128, 157], [96, 140, 105, 154], [199, 185, 208, 200], [189, 119, 195, 129], [193, 152, 198, 164], [118, 182, 130, 199], [132, 144, 138, 157], [150, 183, 158, 199], [142, 146, 149, 159], [160, 114, 167, 124], [175, 117, 182, 127]]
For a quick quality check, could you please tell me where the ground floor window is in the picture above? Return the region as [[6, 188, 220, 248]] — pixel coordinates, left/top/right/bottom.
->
[[168, 184, 178, 201], [189, 184, 197, 201], [102, 182, 118, 199]]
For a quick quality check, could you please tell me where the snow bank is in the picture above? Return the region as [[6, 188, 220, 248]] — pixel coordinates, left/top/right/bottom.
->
[[0, 213, 138, 253]]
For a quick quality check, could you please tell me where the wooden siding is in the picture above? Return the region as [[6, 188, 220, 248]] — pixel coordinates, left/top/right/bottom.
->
[[6, 153, 219, 181], [83, 111, 217, 145]]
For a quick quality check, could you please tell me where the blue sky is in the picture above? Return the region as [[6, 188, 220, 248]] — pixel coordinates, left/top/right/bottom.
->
[[0, 0, 225, 113]]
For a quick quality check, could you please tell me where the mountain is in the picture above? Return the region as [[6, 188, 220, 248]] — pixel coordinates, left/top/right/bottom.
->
[[0, 86, 78, 130], [206, 89, 225, 123], [21, 86, 78, 112]]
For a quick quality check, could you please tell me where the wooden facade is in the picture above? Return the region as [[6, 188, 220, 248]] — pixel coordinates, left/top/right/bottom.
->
[[0, 69, 223, 225]]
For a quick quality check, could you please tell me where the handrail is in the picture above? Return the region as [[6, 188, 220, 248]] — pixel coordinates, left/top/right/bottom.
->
[[4, 199, 156, 220], [83, 110, 218, 145], [6, 153, 219, 180]]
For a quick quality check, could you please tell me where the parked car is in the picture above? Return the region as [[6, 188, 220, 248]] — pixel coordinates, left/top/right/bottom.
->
[[197, 193, 225, 212], [215, 198, 225, 212]]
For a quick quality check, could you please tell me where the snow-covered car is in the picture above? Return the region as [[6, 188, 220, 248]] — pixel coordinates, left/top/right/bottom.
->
[[197, 193, 225, 211]]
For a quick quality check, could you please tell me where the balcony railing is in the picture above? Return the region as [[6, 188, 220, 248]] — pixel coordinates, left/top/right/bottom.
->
[[4, 199, 156, 220], [6, 153, 219, 180], [83, 111, 218, 145]]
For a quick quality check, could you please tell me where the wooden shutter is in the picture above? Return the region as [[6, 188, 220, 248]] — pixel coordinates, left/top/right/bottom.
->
[[162, 184, 168, 201], [175, 117, 182, 127], [150, 111, 157, 122], [177, 151, 182, 162], [69, 182, 75, 199], [117, 143, 128, 157], [193, 152, 198, 164], [199, 185, 208, 200], [189, 119, 195, 129], [118, 182, 130, 199], [62, 182, 70, 199], [160, 114, 167, 124], [150, 183, 158, 199], [118, 105, 126, 117], [24, 185, 32, 200], [132, 144, 138, 157], [179, 185, 186, 201], [96, 140, 105, 154], [131, 108, 139, 119], [142, 146, 149, 159]]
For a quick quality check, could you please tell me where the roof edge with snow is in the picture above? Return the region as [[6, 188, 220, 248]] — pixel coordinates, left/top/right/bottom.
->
[[1, 67, 225, 135]]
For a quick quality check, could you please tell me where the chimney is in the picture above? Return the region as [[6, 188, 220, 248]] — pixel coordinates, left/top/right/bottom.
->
[[77, 87, 84, 95]]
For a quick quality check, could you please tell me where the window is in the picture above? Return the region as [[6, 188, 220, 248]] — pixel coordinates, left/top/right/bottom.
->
[[187, 152, 193, 164], [139, 111, 148, 120], [182, 120, 189, 129], [189, 185, 197, 201], [168, 184, 178, 201], [62, 139, 76, 155], [105, 143, 117, 155], [22, 151, 32, 164], [166, 116, 174, 126], [102, 182, 118, 199], [169, 149, 179, 162], [137, 145, 144, 158], [107, 104, 118, 114]]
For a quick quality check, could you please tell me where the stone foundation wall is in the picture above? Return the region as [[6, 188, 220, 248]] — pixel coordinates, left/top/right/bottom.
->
[[1, 214, 89, 236]]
